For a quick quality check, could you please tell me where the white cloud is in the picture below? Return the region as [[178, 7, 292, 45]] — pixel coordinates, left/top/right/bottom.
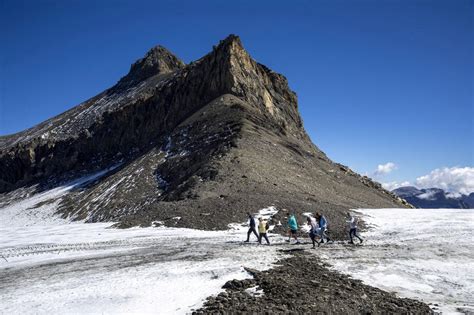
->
[[415, 167, 474, 195], [382, 181, 411, 191], [374, 162, 397, 177], [417, 191, 437, 200], [446, 192, 462, 199]]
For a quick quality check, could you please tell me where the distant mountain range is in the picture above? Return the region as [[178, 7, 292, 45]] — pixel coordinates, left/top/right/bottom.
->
[[392, 186, 474, 209]]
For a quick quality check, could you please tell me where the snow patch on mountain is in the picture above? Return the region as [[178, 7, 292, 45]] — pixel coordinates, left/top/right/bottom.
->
[[0, 165, 121, 227]]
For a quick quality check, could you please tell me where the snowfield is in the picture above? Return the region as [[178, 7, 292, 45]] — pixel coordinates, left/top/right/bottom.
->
[[317, 208, 474, 315], [0, 180, 287, 314], [1, 178, 473, 314], [0, 222, 287, 314]]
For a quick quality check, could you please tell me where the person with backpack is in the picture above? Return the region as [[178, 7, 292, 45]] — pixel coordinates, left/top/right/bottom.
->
[[315, 212, 333, 244], [347, 212, 363, 244], [286, 211, 301, 244], [306, 216, 319, 249], [244, 212, 259, 242], [258, 217, 270, 245]]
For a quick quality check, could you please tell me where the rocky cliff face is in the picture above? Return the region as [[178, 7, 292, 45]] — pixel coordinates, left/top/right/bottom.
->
[[0, 35, 410, 233]]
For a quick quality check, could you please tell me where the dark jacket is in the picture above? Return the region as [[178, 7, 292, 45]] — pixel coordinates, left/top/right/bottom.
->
[[249, 217, 256, 228]]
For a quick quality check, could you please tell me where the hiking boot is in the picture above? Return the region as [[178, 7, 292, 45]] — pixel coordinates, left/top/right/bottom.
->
[[360, 239, 363, 244]]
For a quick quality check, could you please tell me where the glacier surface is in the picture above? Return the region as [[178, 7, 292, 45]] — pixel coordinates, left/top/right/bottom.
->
[[317, 208, 474, 314], [0, 182, 286, 314], [1, 177, 472, 314]]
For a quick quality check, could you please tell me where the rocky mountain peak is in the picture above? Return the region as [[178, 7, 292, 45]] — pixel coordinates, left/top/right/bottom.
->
[[118, 45, 185, 86], [0, 35, 309, 192], [213, 34, 245, 56], [0, 35, 409, 226]]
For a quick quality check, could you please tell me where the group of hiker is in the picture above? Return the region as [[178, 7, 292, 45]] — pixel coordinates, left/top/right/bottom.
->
[[245, 210, 363, 248]]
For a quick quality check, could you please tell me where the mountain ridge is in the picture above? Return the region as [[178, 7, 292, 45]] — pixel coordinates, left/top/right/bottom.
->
[[0, 35, 307, 192], [392, 186, 474, 209]]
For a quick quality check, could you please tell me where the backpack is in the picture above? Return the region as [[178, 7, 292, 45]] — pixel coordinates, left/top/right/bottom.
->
[[320, 216, 328, 228]]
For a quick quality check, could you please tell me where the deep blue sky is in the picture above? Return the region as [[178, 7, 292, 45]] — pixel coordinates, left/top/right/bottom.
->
[[1, 0, 472, 187]]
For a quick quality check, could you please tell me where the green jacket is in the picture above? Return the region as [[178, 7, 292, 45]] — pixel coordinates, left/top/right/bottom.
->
[[288, 215, 298, 230]]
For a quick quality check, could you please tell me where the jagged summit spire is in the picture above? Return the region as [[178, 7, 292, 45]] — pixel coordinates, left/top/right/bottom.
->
[[118, 35, 246, 88], [211, 34, 249, 60], [118, 45, 185, 86], [215, 34, 244, 50]]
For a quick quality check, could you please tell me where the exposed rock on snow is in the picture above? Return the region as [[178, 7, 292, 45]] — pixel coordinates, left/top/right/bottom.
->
[[196, 251, 433, 314]]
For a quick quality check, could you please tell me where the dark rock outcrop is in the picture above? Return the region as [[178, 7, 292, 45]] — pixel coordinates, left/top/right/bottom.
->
[[195, 251, 433, 314], [0, 35, 411, 232], [117, 45, 185, 87]]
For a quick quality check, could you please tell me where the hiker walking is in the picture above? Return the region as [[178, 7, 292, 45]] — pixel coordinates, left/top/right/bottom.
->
[[286, 211, 301, 244], [258, 217, 270, 245], [307, 216, 319, 249], [315, 212, 333, 244], [245, 213, 259, 242], [347, 212, 363, 244]]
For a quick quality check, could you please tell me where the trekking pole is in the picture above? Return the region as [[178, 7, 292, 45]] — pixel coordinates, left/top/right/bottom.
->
[[1, 255, 8, 262]]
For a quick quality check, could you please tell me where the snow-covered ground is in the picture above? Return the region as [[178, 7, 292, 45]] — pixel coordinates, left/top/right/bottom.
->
[[0, 222, 287, 314], [317, 208, 474, 314], [0, 179, 287, 314], [2, 177, 473, 314]]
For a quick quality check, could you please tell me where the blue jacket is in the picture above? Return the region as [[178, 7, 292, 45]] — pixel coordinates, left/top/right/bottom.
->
[[319, 215, 327, 229]]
